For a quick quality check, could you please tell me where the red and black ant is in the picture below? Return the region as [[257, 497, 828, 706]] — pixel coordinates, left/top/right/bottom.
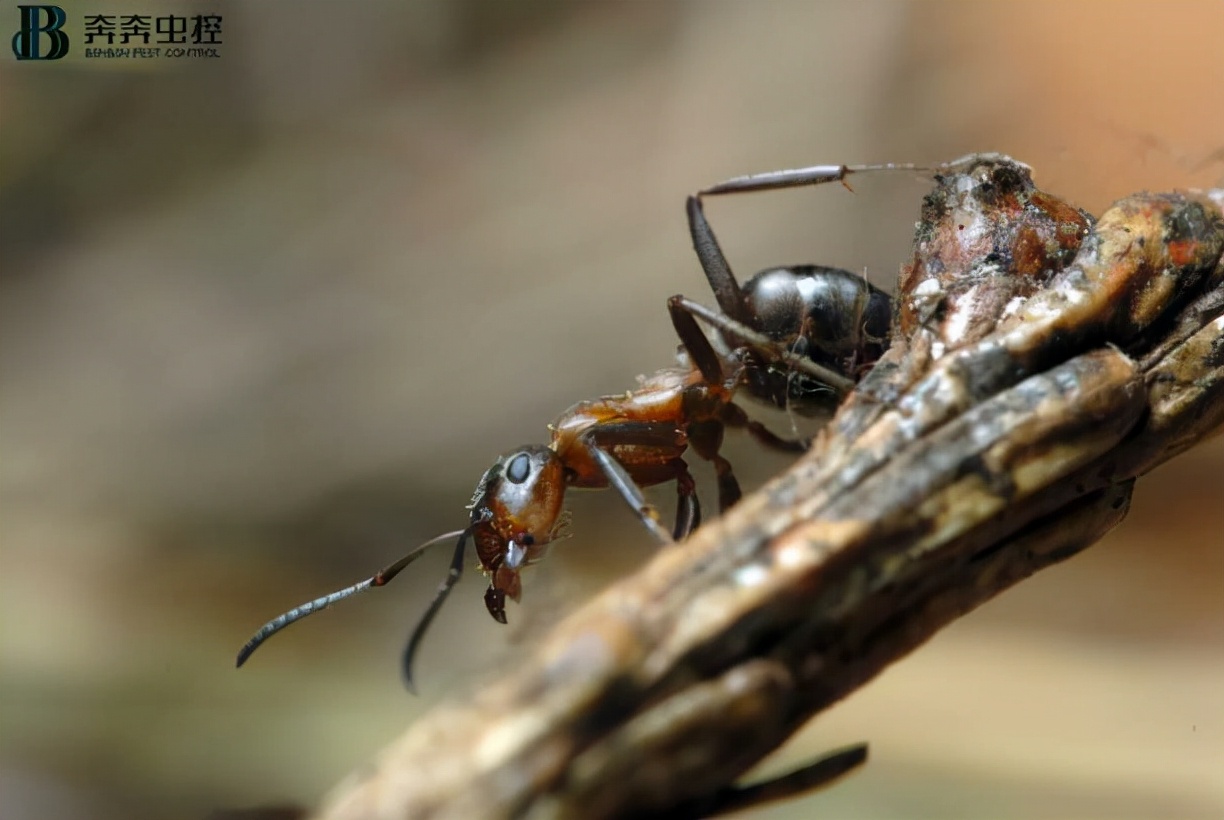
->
[[236, 161, 922, 690], [236, 305, 806, 689]]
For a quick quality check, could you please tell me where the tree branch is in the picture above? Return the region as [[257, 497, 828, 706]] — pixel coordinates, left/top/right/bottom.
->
[[312, 157, 1224, 820]]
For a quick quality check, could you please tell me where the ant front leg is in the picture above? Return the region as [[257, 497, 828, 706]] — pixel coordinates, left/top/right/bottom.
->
[[582, 421, 697, 545]]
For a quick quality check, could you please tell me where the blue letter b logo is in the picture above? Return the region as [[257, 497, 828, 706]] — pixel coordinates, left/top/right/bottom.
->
[[12, 5, 69, 60]]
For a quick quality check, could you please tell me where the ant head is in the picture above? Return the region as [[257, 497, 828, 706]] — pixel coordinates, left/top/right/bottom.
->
[[467, 445, 568, 623]]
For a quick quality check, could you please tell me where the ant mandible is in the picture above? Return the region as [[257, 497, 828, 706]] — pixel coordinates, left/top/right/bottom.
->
[[236, 287, 805, 690]]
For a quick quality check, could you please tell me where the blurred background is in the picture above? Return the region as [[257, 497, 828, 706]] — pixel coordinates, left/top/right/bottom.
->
[[1, 1, 1221, 818]]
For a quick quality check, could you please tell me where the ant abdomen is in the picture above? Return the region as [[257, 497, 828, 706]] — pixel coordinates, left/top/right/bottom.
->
[[743, 264, 891, 366], [715, 264, 891, 414]]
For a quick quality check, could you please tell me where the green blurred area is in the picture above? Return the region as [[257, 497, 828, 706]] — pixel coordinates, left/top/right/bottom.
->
[[1, 2, 1221, 818]]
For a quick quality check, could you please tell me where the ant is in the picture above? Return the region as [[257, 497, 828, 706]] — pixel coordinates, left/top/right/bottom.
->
[[236, 287, 807, 690], [236, 161, 922, 690]]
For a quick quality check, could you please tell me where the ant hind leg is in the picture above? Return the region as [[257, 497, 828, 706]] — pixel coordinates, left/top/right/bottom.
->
[[686, 195, 749, 323], [670, 295, 855, 395], [698, 162, 922, 197]]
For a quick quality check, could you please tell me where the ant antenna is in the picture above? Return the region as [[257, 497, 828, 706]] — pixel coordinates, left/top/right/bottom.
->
[[235, 527, 469, 670], [402, 528, 469, 693]]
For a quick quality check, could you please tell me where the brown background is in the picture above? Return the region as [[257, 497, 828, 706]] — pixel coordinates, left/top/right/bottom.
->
[[1, 1, 1221, 818]]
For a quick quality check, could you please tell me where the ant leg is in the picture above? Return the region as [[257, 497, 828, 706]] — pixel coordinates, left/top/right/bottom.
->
[[676, 743, 868, 819], [402, 529, 470, 693], [686, 195, 749, 323], [672, 458, 701, 540], [670, 295, 856, 395], [668, 294, 726, 384], [688, 162, 925, 323], [719, 401, 809, 453], [699, 162, 921, 197], [686, 419, 741, 513], [583, 421, 686, 546], [712, 454, 741, 512]]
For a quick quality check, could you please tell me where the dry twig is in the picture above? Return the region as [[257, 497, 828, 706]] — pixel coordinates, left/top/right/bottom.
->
[[312, 156, 1224, 820]]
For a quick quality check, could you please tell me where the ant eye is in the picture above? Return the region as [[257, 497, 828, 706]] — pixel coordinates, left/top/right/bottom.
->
[[506, 453, 531, 484], [520, 534, 535, 546]]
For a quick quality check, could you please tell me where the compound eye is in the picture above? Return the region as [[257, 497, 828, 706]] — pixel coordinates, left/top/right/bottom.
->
[[505, 452, 532, 484]]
